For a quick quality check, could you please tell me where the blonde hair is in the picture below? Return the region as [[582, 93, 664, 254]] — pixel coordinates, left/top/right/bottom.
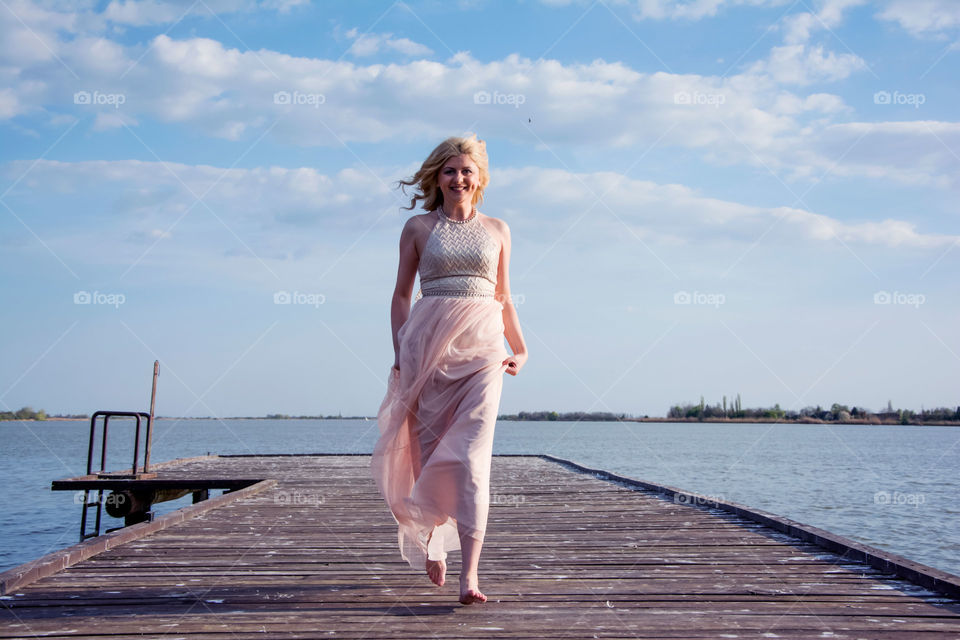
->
[[397, 134, 490, 211]]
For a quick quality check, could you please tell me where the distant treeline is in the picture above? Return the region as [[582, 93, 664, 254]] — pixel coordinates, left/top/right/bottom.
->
[[7, 403, 958, 425], [499, 411, 632, 422], [0, 407, 88, 421], [667, 395, 960, 424], [264, 414, 367, 420]]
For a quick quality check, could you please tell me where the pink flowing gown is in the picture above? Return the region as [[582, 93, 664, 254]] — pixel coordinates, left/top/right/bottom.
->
[[371, 209, 510, 568]]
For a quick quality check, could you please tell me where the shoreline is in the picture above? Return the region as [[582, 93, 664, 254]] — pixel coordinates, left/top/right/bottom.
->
[[628, 416, 960, 426], [4, 416, 959, 426]]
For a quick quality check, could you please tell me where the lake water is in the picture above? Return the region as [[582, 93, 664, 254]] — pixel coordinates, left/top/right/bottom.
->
[[1, 419, 958, 577]]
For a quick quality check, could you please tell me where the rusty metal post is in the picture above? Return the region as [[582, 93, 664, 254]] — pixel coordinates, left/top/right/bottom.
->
[[85, 414, 98, 476], [144, 360, 158, 473], [100, 415, 110, 473], [131, 415, 141, 476]]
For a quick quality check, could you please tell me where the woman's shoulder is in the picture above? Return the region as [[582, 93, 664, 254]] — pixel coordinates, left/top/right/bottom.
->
[[407, 210, 437, 223], [402, 211, 437, 234], [478, 212, 510, 238]]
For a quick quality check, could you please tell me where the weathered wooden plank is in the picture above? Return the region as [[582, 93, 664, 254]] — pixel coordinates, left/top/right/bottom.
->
[[3, 612, 960, 633], [0, 634, 955, 640], [1, 454, 958, 639], [0, 478, 278, 596]]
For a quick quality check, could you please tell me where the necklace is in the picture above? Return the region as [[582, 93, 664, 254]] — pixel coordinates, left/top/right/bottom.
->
[[438, 204, 476, 224]]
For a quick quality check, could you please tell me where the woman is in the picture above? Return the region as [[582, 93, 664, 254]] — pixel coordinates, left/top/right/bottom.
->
[[371, 134, 528, 605]]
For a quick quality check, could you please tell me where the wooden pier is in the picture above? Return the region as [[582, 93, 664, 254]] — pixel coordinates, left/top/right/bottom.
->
[[2, 454, 960, 638]]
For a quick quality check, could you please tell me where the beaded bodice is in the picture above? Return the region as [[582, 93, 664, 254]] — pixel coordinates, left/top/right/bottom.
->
[[418, 209, 500, 298]]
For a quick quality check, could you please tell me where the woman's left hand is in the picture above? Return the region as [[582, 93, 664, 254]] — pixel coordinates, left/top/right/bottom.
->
[[502, 352, 527, 376]]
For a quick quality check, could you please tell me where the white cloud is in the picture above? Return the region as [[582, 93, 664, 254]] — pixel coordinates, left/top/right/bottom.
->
[[781, 0, 868, 42], [630, 0, 781, 20], [153, 34, 245, 78], [746, 0, 870, 87], [345, 30, 433, 58], [259, 0, 309, 13], [3, 28, 951, 188], [1, 4, 955, 196], [213, 119, 250, 140], [592, 0, 868, 29], [773, 206, 955, 248], [0, 88, 22, 119], [0, 157, 405, 281], [101, 0, 303, 26], [772, 91, 850, 115], [6, 159, 954, 261], [103, 0, 188, 26], [749, 44, 865, 85], [782, 12, 819, 45], [0, 0, 81, 74], [495, 166, 956, 249], [878, 0, 960, 35], [818, 0, 868, 25], [66, 36, 131, 75], [811, 121, 960, 188], [92, 111, 136, 130]]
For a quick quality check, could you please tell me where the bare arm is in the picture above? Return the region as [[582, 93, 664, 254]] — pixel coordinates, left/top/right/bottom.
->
[[391, 217, 421, 370], [493, 220, 528, 376]]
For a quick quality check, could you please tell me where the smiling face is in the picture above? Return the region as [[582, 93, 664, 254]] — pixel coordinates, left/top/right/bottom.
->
[[437, 154, 480, 208]]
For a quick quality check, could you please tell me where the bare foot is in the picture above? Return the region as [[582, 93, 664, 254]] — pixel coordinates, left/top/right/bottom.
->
[[459, 573, 487, 605], [425, 558, 446, 586]]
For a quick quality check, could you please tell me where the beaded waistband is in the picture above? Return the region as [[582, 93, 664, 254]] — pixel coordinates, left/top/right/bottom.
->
[[420, 274, 496, 299], [420, 290, 494, 298]]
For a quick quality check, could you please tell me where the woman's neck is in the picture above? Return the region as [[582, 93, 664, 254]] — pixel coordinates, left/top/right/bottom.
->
[[442, 201, 474, 220]]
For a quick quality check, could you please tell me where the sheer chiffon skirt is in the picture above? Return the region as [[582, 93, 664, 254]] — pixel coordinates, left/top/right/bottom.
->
[[371, 295, 509, 569]]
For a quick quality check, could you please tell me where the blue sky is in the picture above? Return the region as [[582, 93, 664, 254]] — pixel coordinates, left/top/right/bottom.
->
[[1, 0, 958, 419]]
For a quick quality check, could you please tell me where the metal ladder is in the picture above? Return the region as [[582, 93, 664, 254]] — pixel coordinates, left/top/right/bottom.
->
[[79, 410, 154, 541], [78, 361, 159, 541]]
